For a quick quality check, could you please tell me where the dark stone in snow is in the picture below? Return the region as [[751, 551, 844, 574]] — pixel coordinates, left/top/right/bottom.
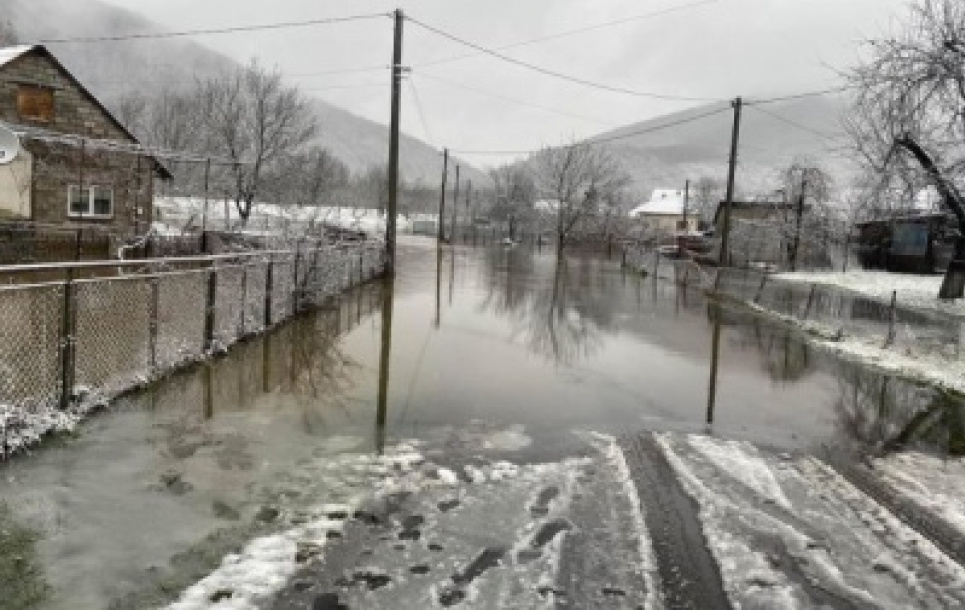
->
[[530, 518, 573, 548], [428, 543, 444, 552], [212, 500, 240, 521], [255, 506, 280, 522], [438, 586, 465, 607], [325, 530, 343, 540], [352, 511, 381, 525], [453, 546, 506, 585], [209, 588, 233, 602], [326, 511, 349, 521], [353, 569, 392, 590], [401, 515, 425, 529], [312, 592, 349, 610], [399, 529, 421, 541], [437, 499, 460, 512], [601, 586, 627, 597], [409, 564, 431, 575]]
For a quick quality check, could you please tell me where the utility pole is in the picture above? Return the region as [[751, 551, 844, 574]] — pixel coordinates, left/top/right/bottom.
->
[[451, 164, 460, 245], [465, 179, 472, 243], [436, 148, 448, 245], [385, 8, 404, 275], [790, 171, 807, 272], [682, 178, 690, 230], [718, 96, 743, 267]]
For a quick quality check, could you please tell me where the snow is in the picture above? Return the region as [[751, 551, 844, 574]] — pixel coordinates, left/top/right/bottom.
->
[[873, 452, 965, 538], [0, 388, 107, 459], [655, 432, 965, 608], [0, 45, 36, 69], [686, 435, 792, 509], [774, 270, 965, 319], [742, 299, 965, 394]]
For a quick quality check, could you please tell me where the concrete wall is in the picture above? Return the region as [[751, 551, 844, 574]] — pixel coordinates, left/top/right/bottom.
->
[[0, 49, 155, 233], [0, 148, 31, 218]]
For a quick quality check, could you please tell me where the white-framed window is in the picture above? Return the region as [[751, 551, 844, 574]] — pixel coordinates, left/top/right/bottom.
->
[[68, 185, 114, 218]]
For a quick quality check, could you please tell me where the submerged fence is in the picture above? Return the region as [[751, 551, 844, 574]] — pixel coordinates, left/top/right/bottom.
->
[[0, 242, 386, 414], [624, 244, 965, 363]]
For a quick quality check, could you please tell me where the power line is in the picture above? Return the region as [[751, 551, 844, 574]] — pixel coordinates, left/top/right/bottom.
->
[[288, 66, 389, 78], [410, 0, 720, 70], [40, 12, 391, 44], [449, 103, 731, 156], [407, 78, 435, 147], [405, 15, 724, 103], [414, 72, 617, 127], [746, 86, 853, 106], [748, 104, 842, 141]]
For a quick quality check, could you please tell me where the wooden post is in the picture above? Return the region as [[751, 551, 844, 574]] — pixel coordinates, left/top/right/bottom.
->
[[59, 269, 76, 410], [718, 97, 743, 267], [264, 255, 274, 328], [802, 283, 817, 319], [203, 264, 217, 352], [754, 273, 768, 304], [884, 289, 898, 347], [149, 276, 159, 371], [385, 8, 404, 275]]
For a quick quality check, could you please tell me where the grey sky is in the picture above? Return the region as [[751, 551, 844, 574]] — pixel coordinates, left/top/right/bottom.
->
[[98, 0, 911, 163]]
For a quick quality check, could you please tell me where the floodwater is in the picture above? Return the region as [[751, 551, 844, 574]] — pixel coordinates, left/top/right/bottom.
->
[[0, 236, 960, 609]]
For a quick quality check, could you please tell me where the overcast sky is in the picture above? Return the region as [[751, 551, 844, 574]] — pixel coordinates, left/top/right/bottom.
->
[[97, 0, 912, 162]]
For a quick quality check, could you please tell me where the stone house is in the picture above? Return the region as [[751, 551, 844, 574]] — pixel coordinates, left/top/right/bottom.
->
[[629, 189, 700, 235], [0, 44, 169, 235]]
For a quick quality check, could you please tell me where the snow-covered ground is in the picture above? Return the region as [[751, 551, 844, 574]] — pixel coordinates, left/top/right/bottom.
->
[[774, 270, 965, 319], [873, 452, 965, 539], [742, 299, 965, 394], [657, 433, 965, 609], [154, 197, 412, 238]]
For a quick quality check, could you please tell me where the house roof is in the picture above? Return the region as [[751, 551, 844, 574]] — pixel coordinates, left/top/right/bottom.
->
[[0, 44, 172, 179], [629, 188, 687, 217], [712, 200, 793, 226]]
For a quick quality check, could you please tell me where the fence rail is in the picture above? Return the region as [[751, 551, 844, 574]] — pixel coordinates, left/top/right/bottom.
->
[[0, 242, 386, 424], [623, 243, 965, 364]]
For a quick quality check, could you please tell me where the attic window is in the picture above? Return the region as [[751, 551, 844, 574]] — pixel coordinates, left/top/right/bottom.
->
[[17, 84, 54, 122]]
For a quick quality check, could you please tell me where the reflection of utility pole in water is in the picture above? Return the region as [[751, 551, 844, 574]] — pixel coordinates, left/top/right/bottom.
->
[[203, 363, 214, 420], [448, 241, 456, 306], [706, 306, 723, 426], [434, 245, 442, 329], [375, 278, 395, 455]]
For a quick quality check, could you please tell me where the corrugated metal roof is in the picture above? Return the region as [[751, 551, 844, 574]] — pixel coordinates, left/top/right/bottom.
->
[[0, 45, 38, 69]]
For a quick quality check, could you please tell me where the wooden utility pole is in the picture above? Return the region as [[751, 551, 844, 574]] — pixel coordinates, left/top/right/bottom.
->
[[385, 8, 404, 275], [436, 148, 448, 245], [465, 179, 472, 243], [789, 172, 808, 272], [682, 178, 690, 229], [718, 97, 743, 266], [451, 164, 460, 245]]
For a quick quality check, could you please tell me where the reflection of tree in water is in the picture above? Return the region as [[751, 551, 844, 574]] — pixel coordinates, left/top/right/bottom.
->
[[286, 296, 366, 434], [833, 362, 965, 455], [710, 307, 813, 382], [479, 249, 619, 365]]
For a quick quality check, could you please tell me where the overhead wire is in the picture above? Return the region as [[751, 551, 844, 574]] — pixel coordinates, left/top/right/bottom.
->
[[405, 15, 724, 103], [413, 72, 617, 127], [40, 12, 391, 43], [410, 0, 720, 70], [406, 77, 436, 148]]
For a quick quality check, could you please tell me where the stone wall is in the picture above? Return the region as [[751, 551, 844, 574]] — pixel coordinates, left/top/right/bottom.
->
[[0, 48, 157, 234]]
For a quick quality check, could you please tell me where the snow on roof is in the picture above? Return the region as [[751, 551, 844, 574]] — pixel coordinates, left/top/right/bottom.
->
[[629, 189, 686, 217], [0, 45, 37, 69]]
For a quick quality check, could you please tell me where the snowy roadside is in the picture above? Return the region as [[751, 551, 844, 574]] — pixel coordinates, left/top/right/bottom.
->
[[773, 270, 965, 319], [733, 297, 965, 395]]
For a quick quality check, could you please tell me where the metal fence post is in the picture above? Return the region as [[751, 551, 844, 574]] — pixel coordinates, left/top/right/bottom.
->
[[264, 255, 274, 328], [293, 243, 302, 312], [802, 283, 817, 320], [359, 248, 364, 284], [59, 269, 76, 410], [753, 273, 768, 304], [239, 263, 248, 336], [148, 275, 159, 372], [203, 263, 217, 352], [884, 290, 897, 347]]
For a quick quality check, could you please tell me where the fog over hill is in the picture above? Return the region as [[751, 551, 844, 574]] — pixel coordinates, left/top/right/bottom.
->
[[597, 94, 857, 201], [6, 0, 486, 186]]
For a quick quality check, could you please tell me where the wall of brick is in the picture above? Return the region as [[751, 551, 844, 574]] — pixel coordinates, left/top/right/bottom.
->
[[0, 49, 157, 234]]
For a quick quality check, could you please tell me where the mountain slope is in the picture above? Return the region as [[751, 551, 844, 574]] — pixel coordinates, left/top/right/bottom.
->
[[7, 0, 478, 185], [598, 95, 855, 198]]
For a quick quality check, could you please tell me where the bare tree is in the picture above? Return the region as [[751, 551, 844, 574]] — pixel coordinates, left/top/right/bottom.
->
[[490, 163, 536, 240], [845, 0, 965, 246], [357, 165, 389, 212], [0, 19, 19, 46], [692, 176, 724, 223], [532, 140, 629, 253], [781, 159, 835, 270], [196, 61, 317, 223]]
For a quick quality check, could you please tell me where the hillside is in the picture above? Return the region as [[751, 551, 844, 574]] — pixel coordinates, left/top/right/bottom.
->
[[6, 0, 482, 186], [598, 95, 856, 199]]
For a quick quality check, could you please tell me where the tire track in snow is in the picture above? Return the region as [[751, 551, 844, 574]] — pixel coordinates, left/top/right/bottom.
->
[[618, 433, 732, 610]]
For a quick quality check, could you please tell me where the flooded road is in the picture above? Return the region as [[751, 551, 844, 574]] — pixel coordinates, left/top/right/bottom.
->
[[2, 237, 963, 609]]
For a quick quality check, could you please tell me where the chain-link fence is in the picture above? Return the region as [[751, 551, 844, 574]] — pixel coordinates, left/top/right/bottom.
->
[[0, 242, 386, 429], [623, 242, 965, 363]]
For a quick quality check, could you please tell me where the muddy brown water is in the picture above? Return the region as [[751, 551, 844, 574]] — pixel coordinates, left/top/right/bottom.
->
[[0, 236, 957, 609]]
